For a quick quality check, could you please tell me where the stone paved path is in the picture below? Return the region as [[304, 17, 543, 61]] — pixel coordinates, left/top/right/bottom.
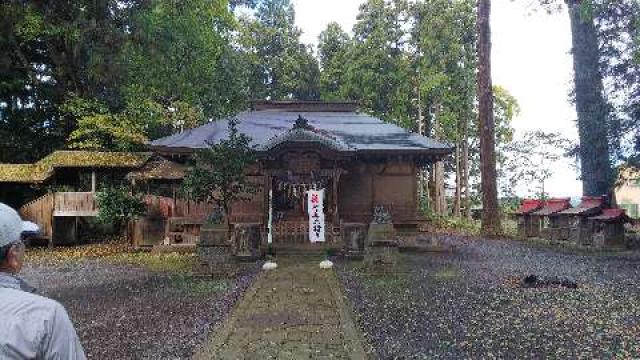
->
[[194, 257, 368, 359]]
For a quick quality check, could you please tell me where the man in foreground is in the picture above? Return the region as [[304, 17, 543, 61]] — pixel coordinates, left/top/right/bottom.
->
[[0, 203, 86, 359]]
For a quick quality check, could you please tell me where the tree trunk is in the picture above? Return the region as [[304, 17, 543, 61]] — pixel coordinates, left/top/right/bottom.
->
[[567, 0, 613, 197], [416, 73, 429, 209], [432, 103, 447, 215], [477, 0, 501, 235], [461, 111, 471, 219], [453, 140, 462, 217]]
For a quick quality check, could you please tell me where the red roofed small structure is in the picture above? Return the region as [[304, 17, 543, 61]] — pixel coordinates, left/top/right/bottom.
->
[[515, 199, 545, 238], [532, 198, 572, 240], [589, 208, 631, 248], [557, 196, 606, 244], [589, 208, 631, 222]]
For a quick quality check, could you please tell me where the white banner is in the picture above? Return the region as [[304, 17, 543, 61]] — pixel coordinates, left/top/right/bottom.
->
[[307, 189, 325, 243]]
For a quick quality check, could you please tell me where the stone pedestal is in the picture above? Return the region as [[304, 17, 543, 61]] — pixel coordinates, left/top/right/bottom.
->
[[366, 223, 396, 243], [365, 222, 398, 272], [233, 223, 262, 262], [365, 240, 399, 273], [342, 223, 367, 259], [196, 225, 236, 277]]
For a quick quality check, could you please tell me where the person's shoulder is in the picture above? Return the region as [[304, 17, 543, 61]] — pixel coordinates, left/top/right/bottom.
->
[[0, 287, 65, 315]]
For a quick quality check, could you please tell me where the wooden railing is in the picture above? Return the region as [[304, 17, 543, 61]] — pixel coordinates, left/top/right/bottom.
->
[[54, 192, 98, 216], [271, 220, 335, 244]]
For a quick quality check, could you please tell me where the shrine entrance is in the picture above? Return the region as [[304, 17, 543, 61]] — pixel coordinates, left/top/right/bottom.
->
[[269, 172, 335, 245], [259, 115, 353, 247]]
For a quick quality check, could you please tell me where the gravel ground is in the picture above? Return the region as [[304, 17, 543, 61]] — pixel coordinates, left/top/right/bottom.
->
[[337, 237, 640, 359], [19, 257, 258, 359]]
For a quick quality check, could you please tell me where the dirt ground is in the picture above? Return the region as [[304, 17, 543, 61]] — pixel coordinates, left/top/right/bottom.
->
[[19, 247, 258, 359], [337, 237, 640, 359]]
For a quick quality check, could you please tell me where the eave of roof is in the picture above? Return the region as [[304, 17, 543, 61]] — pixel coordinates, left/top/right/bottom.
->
[[589, 208, 631, 223], [515, 199, 544, 215]]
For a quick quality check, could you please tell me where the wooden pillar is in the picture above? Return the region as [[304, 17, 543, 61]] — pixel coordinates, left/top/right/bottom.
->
[[74, 216, 79, 244], [91, 170, 97, 193], [332, 169, 339, 223], [264, 174, 273, 245]]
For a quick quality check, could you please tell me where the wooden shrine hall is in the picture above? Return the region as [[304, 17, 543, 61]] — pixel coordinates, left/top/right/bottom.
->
[[151, 101, 453, 249]]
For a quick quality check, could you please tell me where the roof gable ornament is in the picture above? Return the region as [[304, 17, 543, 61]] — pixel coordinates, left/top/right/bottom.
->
[[259, 116, 354, 153], [293, 115, 313, 130]]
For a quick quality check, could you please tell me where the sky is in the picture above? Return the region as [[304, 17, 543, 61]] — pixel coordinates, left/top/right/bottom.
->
[[291, 0, 583, 198]]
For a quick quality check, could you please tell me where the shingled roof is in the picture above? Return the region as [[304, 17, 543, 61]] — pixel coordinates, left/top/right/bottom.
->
[[589, 208, 632, 223], [151, 102, 453, 157], [126, 156, 186, 181], [532, 198, 572, 216], [559, 196, 606, 216], [0, 151, 151, 184], [514, 199, 545, 215]]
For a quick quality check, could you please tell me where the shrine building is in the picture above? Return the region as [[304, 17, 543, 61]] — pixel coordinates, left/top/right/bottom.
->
[[151, 101, 452, 249]]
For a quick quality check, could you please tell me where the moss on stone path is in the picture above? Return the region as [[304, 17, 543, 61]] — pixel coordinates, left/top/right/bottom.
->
[[194, 257, 369, 359]]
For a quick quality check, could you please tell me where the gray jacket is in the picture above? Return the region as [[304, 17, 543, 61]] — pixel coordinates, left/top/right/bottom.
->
[[0, 273, 86, 360]]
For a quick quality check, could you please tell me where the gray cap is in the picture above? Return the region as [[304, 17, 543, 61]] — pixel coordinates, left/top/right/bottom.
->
[[0, 203, 39, 247]]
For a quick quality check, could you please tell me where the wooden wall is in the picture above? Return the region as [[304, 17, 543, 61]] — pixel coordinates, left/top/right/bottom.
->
[[230, 175, 265, 223], [339, 161, 417, 224]]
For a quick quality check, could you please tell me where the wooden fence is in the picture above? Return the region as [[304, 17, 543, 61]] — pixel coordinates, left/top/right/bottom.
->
[[19, 193, 55, 240], [19, 192, 98, 241], [143, 195, 211, 219]]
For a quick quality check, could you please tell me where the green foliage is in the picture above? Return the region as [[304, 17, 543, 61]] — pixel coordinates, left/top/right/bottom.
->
[[95, 186, 147, 229], [536, 0, 636, 190], [318, 22, 351, 100], [238, 0, 320, 100], [122, 0, 246, 120], [1, 0, 246, 163], [68, 113, 148, 152], [0, 1, 132, 162], [182, 120, 257, 224], [501, 131, 571, 198], [339, 0, 414, 127], [424, 213, 481, 236]]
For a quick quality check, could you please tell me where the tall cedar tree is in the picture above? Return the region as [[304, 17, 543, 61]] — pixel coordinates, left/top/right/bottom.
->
[[318, 22, 351, 101], [477, 0, 501, 235], [238, 0, 320, 101], [566, 0, 613, 196]]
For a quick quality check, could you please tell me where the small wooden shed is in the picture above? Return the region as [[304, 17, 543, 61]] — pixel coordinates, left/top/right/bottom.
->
[[557, 196, 605, 245], [588, 209, 631, 248], [531, 198, 572, 240], [514, 199, 545, 238]]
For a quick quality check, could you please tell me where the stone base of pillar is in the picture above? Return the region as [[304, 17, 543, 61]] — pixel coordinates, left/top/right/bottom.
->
[[364, 240, 399, 273]]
